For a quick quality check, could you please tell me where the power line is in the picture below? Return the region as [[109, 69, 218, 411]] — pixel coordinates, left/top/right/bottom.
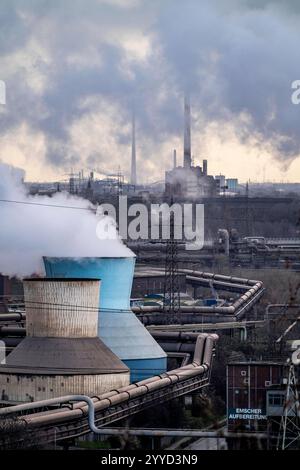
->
[[0, 198, 95, 212], [0, 299, 135, 314]]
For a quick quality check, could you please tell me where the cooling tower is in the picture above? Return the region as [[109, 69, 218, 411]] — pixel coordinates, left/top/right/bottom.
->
[[0, 279, 130, 403], [43, 257, 167, 382]]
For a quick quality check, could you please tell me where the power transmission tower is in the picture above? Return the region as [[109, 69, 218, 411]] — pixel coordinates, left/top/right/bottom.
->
[[163, 198, 181, 316], [277, 361, 300, 450]]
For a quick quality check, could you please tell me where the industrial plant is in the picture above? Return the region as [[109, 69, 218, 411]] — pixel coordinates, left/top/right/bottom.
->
[[0, 90, 299, 453], [1, 0, 300, 457]]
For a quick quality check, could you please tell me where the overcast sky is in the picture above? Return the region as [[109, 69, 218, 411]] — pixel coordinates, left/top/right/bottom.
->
[[1, 0, 300, 183]]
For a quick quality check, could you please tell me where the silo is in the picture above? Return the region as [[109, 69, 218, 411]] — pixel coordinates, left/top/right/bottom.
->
[[0, 278, 130, 402], [43, 257, 167, 382]]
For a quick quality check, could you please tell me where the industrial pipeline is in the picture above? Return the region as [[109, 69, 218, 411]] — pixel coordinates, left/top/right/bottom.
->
[[0, 333, 217, 448], [132, 269, 264, 323], [0, 269, 264, 334]]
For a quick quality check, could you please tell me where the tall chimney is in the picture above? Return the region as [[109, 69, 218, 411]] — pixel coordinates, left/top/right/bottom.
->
[[130, 107, 137, 185], [203, 159, 208, 176], [173, 149, 177, 169], [183, 93, 192, 168]]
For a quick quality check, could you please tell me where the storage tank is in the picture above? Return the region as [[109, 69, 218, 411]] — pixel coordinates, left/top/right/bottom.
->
[[43, 257, 167, 382], [0, 278, 130, 403]]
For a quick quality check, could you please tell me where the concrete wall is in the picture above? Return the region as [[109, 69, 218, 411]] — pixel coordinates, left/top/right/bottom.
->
[[0, 372, 129, 403], [24, 279, 100, 338]]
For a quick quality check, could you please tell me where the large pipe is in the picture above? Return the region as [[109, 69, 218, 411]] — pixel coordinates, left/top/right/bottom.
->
[[167, 352, 190, 366], [151, 332, 200, 341], [60, 427, 267, 440], [132, 269, 264, 319], [0, 326, 25, 336], [148, 320, 265, 332], [0, 312, 25, 322], [0, 334, 218, 436], [186, 276, 249, 293], [178, 269, 262, 287], [135, 267, 262, 288], [129, 242, 215, 251], [135, 289, 263, 317], [1, 270, 264, 328], [133, 305, 236, 314], [159, 343, 196, 353], [265, 304, 300, 320]]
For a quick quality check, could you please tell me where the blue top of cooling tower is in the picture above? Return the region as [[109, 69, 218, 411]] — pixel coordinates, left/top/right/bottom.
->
[[43, 256, 135, 310], [43, 256, 167, 370]]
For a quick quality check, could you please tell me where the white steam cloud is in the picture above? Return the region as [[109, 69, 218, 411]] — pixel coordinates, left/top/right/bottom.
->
[[0, 162, 133, 278]]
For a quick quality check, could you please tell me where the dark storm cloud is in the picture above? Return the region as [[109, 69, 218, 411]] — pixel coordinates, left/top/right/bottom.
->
[[245, 0, 300, 14], [1, 0, 300, 171], [0, 0, 29, 54], [155, 0, 300, 160]]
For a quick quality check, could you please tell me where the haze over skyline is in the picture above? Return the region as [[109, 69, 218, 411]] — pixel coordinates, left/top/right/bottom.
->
[[1, 0, 300, 183]]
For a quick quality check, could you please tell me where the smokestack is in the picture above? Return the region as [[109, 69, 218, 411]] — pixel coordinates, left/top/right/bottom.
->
[[173, 149, 177, 169], [130, 107, 137, 185], [183, 93, 192, 168], [203, 159, 208, 176]]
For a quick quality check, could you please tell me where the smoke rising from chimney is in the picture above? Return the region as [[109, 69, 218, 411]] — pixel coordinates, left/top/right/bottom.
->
[[0, 162, 133, 278]]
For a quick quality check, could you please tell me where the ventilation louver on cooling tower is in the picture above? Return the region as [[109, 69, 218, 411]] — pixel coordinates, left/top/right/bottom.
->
[[0, 278, 130, 403], [43, 256, 167, 382]]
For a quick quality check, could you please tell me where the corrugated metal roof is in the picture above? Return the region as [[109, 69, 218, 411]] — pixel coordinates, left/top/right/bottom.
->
[[0, 337, 129, 375]]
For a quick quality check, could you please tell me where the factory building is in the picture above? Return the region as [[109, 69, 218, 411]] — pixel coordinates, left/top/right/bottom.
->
[[0, 275, 22, 298], [0, 279, 130, 403], [226, 178, 239, 193], [165, 95, 216, 199], [165, 162, 216, 199], [43, 256, 167, 383], [227, 361, 300, 448], [215, 175, 226, 194]]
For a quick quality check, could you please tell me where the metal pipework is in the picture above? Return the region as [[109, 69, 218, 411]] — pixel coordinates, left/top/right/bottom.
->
[[265, 304, 300, 320], [134, 305, 241, 314], [0, 394, 122, 436], [153, 331, 210, 358], [186, 276, 249, 293], [70, 426, 267, 440], [141, 266, 262, 287], [15, 370, 207, 428], [0, 326, 25, 337], [1, 270, 264, 323], [0, 312, 25, 322], [148, 320, 265, 332], [0, 334, 218, 434], [135, 288, 264, 324], [134, 268, 262, 287], [167, 352, 191, 366], [151, 331, 200, 341], [7, 404, 267, 440], [132, 269, 264, 318]]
